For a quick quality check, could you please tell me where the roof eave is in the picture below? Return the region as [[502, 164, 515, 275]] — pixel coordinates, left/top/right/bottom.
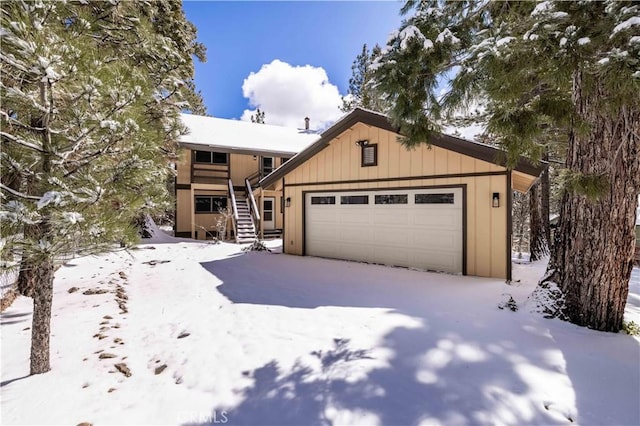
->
[[179, 142, 302, 158]]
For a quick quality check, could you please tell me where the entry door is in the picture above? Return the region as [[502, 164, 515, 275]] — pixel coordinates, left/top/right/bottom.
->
[[263, 197, 275, 230]]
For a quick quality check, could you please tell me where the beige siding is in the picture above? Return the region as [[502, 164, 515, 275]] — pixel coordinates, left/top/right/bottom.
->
[[176, 150, 191, 185], [230, 154, 257, 185], [176, 189, 192, 233], [282, 123, 510, 279], [175, 149, 288, 235]]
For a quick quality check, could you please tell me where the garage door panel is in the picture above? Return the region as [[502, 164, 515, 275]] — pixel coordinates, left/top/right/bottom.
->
[[374, 211, 409, 226], [340, 210, 371, 224], [410, 230, 461, 249], [372, 247, 411, 265], [374, 230, 410, 246], [340, 227, 372, 242], [412, 212, 460, 228], [306, 188, 463, 274]]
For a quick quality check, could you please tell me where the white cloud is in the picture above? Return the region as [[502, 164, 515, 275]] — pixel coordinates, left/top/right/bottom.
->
[[240, 59, 343, 130]]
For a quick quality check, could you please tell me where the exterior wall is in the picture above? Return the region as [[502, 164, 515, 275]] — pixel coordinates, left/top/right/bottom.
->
[[231, 154, 258, 185], [175, 148, 287, 236], [282, 123, 510, 279]]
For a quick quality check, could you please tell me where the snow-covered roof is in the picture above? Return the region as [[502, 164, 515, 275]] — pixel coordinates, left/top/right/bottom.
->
[[179, 114, 319, 156]]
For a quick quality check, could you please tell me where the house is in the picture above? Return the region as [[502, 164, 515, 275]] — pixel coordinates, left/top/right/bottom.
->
[[174, 114, 318, 241], [260, 108, 545, 280]]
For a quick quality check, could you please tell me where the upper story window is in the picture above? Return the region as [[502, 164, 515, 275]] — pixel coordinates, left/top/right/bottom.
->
[[262, 157, 275, 175], [361, 144, 377, 167], [194, 150, 228, 165]]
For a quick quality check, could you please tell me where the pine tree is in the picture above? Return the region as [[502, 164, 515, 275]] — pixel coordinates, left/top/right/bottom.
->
[[373, 1, 640, 331], [251, 108, 266, 124], [1, 0, 205, 374], [341, 44, 388, 112]]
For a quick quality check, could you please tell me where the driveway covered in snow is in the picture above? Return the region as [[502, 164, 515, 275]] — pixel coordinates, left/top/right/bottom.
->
[[1, 241, 639, 426]]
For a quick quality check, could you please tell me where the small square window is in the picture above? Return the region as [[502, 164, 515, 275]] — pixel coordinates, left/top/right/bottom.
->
[[211, 152, 228, 164], [361, 144, 377, 167]]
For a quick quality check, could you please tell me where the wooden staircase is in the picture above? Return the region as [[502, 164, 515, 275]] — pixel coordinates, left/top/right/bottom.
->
[[234, 196, 257, 243]]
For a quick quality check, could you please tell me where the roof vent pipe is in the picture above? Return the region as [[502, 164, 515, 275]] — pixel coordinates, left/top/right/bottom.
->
[[304, 117, 310, 130]]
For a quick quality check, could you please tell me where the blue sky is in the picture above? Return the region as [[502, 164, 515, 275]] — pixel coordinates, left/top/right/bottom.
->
[[183, 1, 404, 128]]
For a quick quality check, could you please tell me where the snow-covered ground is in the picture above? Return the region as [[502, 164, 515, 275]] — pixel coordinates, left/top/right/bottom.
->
[[1, 234, 639, 425]]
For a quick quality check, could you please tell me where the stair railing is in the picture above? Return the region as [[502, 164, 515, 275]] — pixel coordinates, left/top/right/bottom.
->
[[245, 178, 261, 236], [228, 179, 239, 242], [246, 170, 261, 188]]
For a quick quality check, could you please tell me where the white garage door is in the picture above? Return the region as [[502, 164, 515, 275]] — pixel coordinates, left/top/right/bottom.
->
[[305, 187, 463, 273]]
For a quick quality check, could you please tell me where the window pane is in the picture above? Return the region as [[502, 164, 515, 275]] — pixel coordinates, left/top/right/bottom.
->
[[212, 152, 228, 164], [194, 151, 212, 163], [212, 196, 227, 210], [341, 195, 368, 205], [264, 200, 273, 210], [311, 196, 335, 205], [264, 211, 273, 221], [195, 196, 212, 212], [262, 157, 274, 173], [362, 145, 377, 166], [415, 193, 455, 204], [375, 194, 408, 205]]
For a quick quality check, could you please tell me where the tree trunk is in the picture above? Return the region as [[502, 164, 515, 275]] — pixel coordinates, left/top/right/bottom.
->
[[29, 80, 56, 374], [17, 222, 40, 298], [529, 180, 549, 261], [541, 150, 551, 247], [16, 261, 36, 298], [544, 73, 640, 332], [29, 258, 55, 374]]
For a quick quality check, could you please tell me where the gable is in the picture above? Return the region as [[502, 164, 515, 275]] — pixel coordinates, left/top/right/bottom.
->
[[261, 108, 545, 192], [284, 122, 510, 186]]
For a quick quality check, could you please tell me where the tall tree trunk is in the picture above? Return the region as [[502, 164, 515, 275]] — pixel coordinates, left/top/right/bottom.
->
[[30, 80, 55, 374], [529, 180, 549, 261], [541, 150, 551, 247], [545, 73, 640, 332], [29, 257, 54, 374]]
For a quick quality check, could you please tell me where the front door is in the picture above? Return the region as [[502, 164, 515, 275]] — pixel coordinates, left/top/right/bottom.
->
[[263, 197, 275, 230]]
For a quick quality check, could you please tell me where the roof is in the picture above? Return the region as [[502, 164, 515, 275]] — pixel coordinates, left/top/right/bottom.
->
[[260, 107, 546, 188], [179, 113, 319, 157]]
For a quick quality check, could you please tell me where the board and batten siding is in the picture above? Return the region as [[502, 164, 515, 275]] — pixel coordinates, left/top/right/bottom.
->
[[175, 148, 287, 236], [282, 122, 510, 279]]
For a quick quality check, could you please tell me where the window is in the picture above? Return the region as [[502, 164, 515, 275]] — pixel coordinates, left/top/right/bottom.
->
[[262, 157, 275, 175], [195, 196, 228, 213], [375, 194, 408, 205], [280, 157, 291, 165], [263, 199, 274, 222], [311, 196, 335, 205], [415, 193, 455, 204], [341, 195, 369, 205], [361, 144, 377, 167], [194, 151, 228, 164]]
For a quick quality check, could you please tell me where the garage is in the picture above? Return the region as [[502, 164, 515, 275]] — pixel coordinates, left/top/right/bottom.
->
[[305, 187, 464, 273], [261, 108, 544, 280]]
